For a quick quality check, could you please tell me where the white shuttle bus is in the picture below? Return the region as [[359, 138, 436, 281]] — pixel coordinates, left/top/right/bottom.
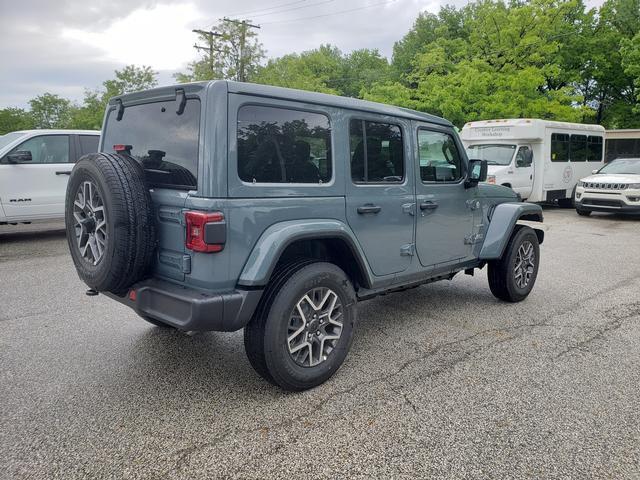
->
[[460, 119, 605, 205]]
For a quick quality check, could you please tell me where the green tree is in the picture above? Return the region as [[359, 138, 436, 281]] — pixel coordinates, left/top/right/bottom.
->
[[252, 45, 390, 97], [68, 65, 158, 130], [0, 108, 35, 135], [253, 45, 343, 94], [591, 0, 640, 127], [176, 19, 265, 82], [367, 0, 591, 127], [29, 93, 73, 129], [103, 65, 158, 100], [622, 33, 640, 112]]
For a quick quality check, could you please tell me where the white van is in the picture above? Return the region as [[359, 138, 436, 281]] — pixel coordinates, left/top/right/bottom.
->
[[0, 129, 100, 224], [460, 119, 605, 204]]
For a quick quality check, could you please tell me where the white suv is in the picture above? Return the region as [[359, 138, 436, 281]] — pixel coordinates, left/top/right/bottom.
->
[[0, 129, 100, 224], [575, 157, 640, 216]]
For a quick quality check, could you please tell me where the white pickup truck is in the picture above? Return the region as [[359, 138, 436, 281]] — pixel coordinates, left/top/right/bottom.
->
[[0, 129, 100, 224]]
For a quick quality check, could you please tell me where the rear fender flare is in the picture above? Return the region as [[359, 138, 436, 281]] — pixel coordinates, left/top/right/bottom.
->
[[237, 219, 374, 288], [479, 202, 544, 260]]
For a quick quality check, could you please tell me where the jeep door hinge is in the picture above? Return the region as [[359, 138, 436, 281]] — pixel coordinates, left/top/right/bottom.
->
[[400, 243, 415, 256], [464, 233, 484, 245], [402, 202, 416, 216], [466, 199, 481, 211]]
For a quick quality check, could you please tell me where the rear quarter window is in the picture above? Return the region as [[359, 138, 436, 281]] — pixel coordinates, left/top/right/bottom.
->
[[237, 105, 332, 184], [102, 99, 200, 190]]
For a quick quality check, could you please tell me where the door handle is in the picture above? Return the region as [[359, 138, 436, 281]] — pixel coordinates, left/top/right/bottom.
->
[[419, 201, 438, 210], [55, 171, 71, 175], [357, 204, 381, 214]]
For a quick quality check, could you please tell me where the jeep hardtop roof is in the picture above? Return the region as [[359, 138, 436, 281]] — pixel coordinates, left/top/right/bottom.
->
[[109, 80, 453, 128]]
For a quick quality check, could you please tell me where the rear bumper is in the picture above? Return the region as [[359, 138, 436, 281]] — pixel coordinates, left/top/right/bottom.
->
[[105, 278, 263, 332]]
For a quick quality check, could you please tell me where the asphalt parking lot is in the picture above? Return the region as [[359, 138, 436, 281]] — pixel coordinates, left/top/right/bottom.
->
[[1, 209, 639, 479]]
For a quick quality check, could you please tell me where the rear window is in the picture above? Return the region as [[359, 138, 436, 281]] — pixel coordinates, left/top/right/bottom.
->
[[79, 135, 99, 157], [102, 99, 200, 190]]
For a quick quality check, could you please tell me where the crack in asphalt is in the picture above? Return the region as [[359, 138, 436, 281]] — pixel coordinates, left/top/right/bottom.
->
[[158, 276, 640, 478], [555, 301, 640, 359]]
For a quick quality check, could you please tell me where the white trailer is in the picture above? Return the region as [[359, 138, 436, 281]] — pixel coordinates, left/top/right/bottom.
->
[[460, 119, 605, 204]]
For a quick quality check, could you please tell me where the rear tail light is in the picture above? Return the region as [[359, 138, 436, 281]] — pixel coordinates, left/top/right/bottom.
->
[[113, 144, 133, 153], [185, 211, 225, 253]]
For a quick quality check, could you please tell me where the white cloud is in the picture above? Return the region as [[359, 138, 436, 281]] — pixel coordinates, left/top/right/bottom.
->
[[62, 3, 202, 70]]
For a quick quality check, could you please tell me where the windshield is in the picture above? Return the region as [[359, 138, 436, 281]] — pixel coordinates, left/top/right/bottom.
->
[[598, 158, 640, 175], [0, 132, 24, 151], [466, 144, 516, 165], [102, 98, 200, 190]]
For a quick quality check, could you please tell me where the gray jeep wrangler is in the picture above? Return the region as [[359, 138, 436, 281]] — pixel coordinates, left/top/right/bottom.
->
[[65, 81, 543, 390]]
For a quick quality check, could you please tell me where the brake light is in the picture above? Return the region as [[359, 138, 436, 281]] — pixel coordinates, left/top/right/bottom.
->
[[185, 211, 225, 253], [113, 144, 133, 153]]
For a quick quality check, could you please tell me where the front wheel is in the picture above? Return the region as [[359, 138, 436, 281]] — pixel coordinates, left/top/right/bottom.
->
[[488, 226, 540, 302], [576, 207, 591, 216], [244, 261, 357, 391]]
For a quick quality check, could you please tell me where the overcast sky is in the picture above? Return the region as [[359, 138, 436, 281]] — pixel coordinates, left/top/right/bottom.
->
[[0, 0, 605, 108]]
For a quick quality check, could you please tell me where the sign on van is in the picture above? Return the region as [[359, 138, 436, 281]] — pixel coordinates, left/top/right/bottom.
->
[[471, 126, 512, 137]]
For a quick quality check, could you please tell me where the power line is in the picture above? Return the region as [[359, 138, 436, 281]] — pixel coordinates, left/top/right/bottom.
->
[[233, 0, 335, 20], [260, 0, 399, 25], [225, 0, 308, 18]]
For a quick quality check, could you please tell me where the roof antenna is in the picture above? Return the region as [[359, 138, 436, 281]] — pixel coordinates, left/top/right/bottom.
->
[[176, 88, 186, 115], [116, 99, 125, 121]]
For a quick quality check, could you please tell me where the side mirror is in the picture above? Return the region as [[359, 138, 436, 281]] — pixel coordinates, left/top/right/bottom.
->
[[6, 150, 32, 164], [466, 159, 487, 188], [592, 169, 599, 174]]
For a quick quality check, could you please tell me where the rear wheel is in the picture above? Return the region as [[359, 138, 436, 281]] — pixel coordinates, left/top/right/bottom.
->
[[244, 261, 357, 391], [488, 226, 540, 302]]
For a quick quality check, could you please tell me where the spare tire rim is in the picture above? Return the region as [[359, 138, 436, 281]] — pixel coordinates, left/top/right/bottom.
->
[[514, 240, 535, 288], [73, 180, 107, 265], [287, 287, 344, 367]]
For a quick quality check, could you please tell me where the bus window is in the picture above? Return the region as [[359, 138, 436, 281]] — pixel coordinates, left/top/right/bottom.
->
[[587, 136, 603, 162], [551, 133, 569, 162]]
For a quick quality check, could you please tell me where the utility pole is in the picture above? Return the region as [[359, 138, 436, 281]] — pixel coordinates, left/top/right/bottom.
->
[[222, 18, 260, 82], [192, 29, 223, 78]]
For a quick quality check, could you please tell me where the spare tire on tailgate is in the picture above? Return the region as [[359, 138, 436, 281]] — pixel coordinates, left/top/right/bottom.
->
[[65, 153, 157, 294]]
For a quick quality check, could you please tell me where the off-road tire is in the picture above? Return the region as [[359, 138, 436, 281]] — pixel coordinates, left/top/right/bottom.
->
[[65, 153, 156, 294], [488, 226, 540, 302], [576, 207, 592, 216], [244, 261, 357, 391]]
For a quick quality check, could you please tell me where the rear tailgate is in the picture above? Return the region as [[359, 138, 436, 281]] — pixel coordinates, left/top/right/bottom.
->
[[152, 189, 189, 282]]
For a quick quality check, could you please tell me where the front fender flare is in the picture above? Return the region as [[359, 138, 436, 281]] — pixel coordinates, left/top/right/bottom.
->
[[237, 219, 374, 288], [479, 202, 544, 260]]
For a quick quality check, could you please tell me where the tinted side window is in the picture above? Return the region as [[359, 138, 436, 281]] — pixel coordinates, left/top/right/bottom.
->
[[418, 130, 462, 182], [570, 134, 587, 162], [102, 99, 200, 190], [350, 120, 404, 183], [515, 146, 532, 167], [587, 135, 603, 162], [79, 135, 99, 156], [551, 133, 569, 162], [2, 135, 69, 164], [237, 105, 331, 184]]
